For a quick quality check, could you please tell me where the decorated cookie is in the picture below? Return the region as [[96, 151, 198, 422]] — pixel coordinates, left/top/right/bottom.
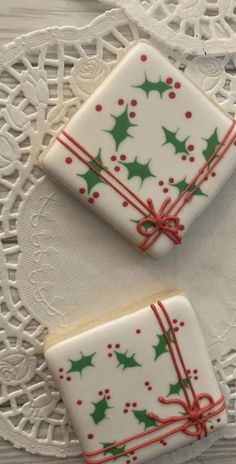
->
[[44, 294, 226, 464], [39, 41, 236, 259]]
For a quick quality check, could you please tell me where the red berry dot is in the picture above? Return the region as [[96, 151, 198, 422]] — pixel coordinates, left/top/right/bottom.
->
[[132, 402, 137, 408], [125, 402, 131, 407], [217, 418, 221, 422], [105, 389, 109, 394], [166, 77, 173, 84], [122, 201, 128, 207], [141, 54, 147, 62], [211, 172, 216, 177], [210, 425, 214, 430], [187, 369, 191, 375], [148, 386, 152, 391], [185, 111, 192, 119], [59, 375, 64, 380], [88, 434, 94, 439], [188, 144, 194, 152], [133, 457, 138, 461], [160, 439, 164, 444], [66, 376, 72, 382], [59, 368, 64, 372], [107, 344, 112, 349], [169, 91, 176, 99], [98, 390, 103, 396], [111, 155, 117, 161], [193, 369, 198, 374], [115, 344, 120, 349], [158, 180, 164, 186], [145, 381, 150, 386], [95, 104, 102, 112], [182, 155, 187, 161], [107, 395, 111, 400], [129, 111, 136, 118], [118, 98, 124, 106], [108, 353, 112, 358], [189, 156, 195, 162], [136, 329, 141, 334], [131, 99, 137, 107], [79, 188, 86, 195], [180, 321, 185, 327], [194, 376, 198, 380], [130, 451, 135, 455], [169, 177, 174, 183], [114, 166, 120, 172], [174, 82, 181, 89], [120, 154, 126, 161], [123, 409, 128, 414], [163, 442, 167, 446], [65, 157, 72, 164], [77, 400, 82, 405], [163, 188, 169, 193], [126, 460, 131, 464], [179, 224, 185, 231], [174, 327, 179, 332], [93, 191, 99, 199], [173, 319, 178, 324], [88, 197, 94, 204]]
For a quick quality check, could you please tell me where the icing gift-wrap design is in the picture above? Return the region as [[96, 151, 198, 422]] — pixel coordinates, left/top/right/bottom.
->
[[44, 295, 227, 464], [40, 42, 236, 258]]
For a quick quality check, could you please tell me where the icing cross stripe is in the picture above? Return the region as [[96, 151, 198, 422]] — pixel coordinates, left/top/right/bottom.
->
[[57, 120, 236, 252], [83, 301, 225, 464]]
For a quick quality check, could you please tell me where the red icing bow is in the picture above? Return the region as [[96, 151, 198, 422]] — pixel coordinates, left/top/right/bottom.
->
[[137, 197, 182, 251], [148, 393, 225, 439]]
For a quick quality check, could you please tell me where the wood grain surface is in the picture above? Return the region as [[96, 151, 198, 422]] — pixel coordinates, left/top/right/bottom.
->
[[0, 0, 235, 462]]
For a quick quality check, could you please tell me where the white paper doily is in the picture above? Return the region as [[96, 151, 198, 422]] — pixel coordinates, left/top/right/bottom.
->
[[0, 7, 236, 458], [99, 0, 236, 55]]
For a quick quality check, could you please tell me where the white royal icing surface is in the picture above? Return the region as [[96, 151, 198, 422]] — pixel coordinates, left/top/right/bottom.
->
[[40, 42, 236, 258], [45, 294, 227, 464]]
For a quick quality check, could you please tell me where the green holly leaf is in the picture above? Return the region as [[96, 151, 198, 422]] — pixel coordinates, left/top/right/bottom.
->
[[171, 177, 207, 197], [90, 395, 112, 425], [202, 128, 219, 165], [130, 218, 154, 231], [132, 409, 157, 430], [153, 329, 173, 360], [134, 75, 172, 98], [104, 105, 137, 151], [119, 156, 156, 184], [162, 127, 189, 155], [167, 377, 190, 397], [114, 350, 141, 370], [67, 352, 96, 376], [101, 441, 127, 457], [77, 148, 104, 194]]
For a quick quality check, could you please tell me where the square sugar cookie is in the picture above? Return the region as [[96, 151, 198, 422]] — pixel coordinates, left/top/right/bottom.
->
[[44, 294, 227, 464], [39, 41, 236, 258]]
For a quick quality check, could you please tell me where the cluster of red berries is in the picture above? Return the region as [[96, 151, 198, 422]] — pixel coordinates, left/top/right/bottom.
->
[[126, 450, 138, 463], [123, 401, 137, 414], [58, 367, 72, 382], [107, 343, 121, 358], [160, 438, 167, 446], [98, 388, 111, 401], [186, 368, 199, 381], [79, 187, 100, 204], [172, 318, 185, 333], [144, 380, 152, 392]]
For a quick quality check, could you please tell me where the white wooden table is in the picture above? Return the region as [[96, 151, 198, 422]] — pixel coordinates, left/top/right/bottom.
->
[[0, 1, 235, 463]]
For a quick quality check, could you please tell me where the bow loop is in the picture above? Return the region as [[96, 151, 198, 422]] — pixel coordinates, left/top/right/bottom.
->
[[148, 393, 225, 439], [137, 198, 182, 251]]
